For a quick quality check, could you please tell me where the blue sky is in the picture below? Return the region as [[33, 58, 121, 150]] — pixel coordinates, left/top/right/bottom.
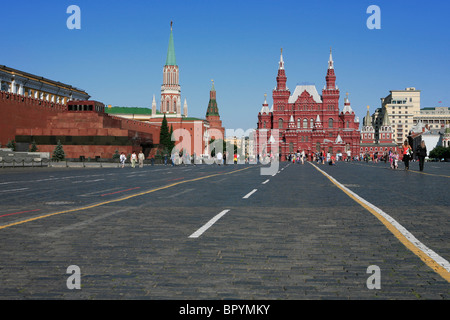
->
[[1, 0, 449, 131]]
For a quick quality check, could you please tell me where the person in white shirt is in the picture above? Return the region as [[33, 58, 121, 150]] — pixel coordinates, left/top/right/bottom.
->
[[131, 152, 137, 168], [138, 151, 145, 168], [119, 152, 126, 168], [216, 151, 223, 165]]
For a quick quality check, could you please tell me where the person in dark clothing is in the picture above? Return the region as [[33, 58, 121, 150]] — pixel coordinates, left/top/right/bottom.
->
[[416, 140, 427, 171]]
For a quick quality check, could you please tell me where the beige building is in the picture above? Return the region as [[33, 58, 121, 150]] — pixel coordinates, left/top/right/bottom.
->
[[380, 87, 420, 145], [0, 65, 90, 103], [412, 106, 450, 130]]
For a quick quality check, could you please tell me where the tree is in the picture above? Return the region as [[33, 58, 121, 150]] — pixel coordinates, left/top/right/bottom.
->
[[429, 146, 450, 160], [30, 140, 38, 152], [52, 140, 65, 161], [6, 140, 16, 151], [159, 114, 170, 155], [112, 149, 120, 160]]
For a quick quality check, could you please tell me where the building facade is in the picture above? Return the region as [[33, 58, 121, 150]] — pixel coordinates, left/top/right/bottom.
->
[[412, 106, 450, 130], [0, 65, 90, 103], [380, 88, 421, 145], [0, 66, 90, 147], [360, 105, 398, 158], [256, 49, 360, 160]]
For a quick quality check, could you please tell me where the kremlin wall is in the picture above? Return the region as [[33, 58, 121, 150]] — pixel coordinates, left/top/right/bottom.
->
[[0, 92, 160, 159]]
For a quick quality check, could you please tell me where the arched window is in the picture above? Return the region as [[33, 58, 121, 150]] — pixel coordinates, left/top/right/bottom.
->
[[328, 118, 333, 128], [297, 119, 301, 128], [278, 118, 283, 129], [310, 118, 314, 128], [303, 118, 308, 129]]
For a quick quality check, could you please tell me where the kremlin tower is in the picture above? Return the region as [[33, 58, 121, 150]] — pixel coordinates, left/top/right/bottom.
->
[[206, 79, 225, 138], [160, 21, 184, 116]]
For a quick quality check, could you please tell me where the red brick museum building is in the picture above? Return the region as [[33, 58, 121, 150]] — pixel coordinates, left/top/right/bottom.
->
[[256, 49, 360, 160]]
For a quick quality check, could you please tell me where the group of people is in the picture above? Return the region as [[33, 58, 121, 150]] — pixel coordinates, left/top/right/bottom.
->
[[119, 151, 145, 168], [388, 140, 427, 171], [288, 151, 306, 165], [287, 151, 338, 165], [117, 140, 429, 171], [400, 139, 427, 171]]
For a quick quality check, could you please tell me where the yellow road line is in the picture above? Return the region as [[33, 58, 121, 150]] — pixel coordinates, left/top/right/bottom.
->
[[310, 162, 450, 283], [0, 166, 254, 231]]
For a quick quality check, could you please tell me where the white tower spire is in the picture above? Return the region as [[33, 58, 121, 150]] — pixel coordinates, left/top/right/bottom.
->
[[183, 98, 188, 117], [328, 47, 334, 69], [279, 48, 284, 70], [152, 94, 156, 117]]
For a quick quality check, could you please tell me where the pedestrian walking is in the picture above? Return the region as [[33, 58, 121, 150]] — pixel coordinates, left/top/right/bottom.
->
[[138, 151, 145, 168], [216, 151, 223, 165], [119, 152, 126, 168], [394, 151, 399, 169], [401, 140, 412, 170], [131, 151, 137, 168], [389, 151, 394, 169], [416, 140, 427, 171]]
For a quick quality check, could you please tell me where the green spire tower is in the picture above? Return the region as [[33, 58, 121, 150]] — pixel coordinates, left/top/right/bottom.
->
[[206, 80, 219, 116], [205, 80, 224, 137], [160, 21, 181, 114], [165, 21, 177, 66]]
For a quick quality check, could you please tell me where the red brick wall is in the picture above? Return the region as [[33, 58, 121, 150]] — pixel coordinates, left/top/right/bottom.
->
[[0, 91, 66, 146]]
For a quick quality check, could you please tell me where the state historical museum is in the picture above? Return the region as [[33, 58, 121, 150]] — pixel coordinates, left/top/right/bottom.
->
[[256, 49, 360, 161]]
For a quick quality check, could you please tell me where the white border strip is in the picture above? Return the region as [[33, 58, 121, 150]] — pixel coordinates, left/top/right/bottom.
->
[[311, 163, 450, 273], [189, 209, 230, 239]]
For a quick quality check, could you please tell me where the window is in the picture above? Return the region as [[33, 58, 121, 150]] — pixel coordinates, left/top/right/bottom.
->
[[328, 118, 333, 128], [278, 118, 283, 129], [310, 119, 314, 128], [303, 118, 308, 129], [297, 119, 301, 128]]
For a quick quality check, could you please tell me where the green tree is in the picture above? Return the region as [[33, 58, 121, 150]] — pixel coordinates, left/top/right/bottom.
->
[[112, 149, 120, 160], [52, 140, 65, 161], [159, 114, 170, 155], [30, 140, 38, 152], [6, 140, 16, 151], [429, 146, 450, 160]]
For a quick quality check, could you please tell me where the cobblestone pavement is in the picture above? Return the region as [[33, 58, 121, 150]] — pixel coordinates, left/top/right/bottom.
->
[[0, 160, 448, 300]]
